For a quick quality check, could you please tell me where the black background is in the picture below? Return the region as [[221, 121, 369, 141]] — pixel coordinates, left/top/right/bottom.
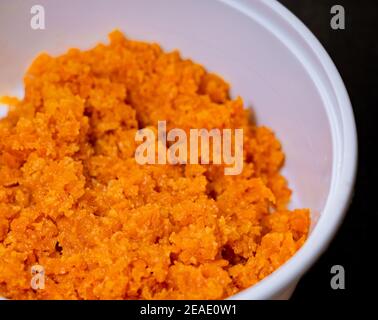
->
[[0, 0, 375, 306], [277, 0, 377, 299]]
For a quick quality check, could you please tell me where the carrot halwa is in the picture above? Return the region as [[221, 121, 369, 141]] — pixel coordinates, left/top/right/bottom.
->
[[0, 31, 310, 299]]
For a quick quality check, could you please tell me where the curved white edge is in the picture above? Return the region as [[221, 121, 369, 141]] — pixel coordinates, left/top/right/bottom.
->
[[0, 0, 358, 301], [227, 0, 358, 300]]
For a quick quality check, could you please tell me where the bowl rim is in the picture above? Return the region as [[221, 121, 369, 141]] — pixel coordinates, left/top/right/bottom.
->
[[0, 0, 358, 301], [226, 0, 358, 299]]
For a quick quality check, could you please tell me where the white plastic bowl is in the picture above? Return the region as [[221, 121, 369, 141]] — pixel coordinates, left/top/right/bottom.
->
[[0, 0, 357, 299]]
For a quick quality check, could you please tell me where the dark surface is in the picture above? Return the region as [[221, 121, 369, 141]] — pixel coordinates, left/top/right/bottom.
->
[[277, 0, 377, 299]]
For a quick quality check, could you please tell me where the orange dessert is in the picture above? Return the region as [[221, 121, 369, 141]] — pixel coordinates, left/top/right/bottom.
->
[[0, 31, 310, 299]]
